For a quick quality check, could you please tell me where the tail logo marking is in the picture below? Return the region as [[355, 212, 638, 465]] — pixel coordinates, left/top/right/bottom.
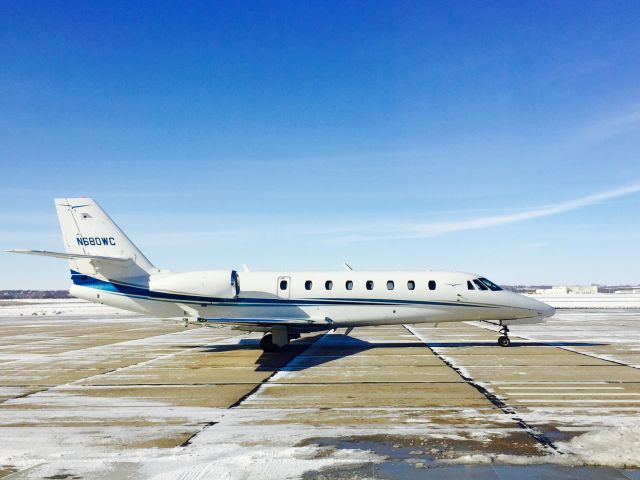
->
[[58, 203, 90, 210], [76, 236, 116, 246]]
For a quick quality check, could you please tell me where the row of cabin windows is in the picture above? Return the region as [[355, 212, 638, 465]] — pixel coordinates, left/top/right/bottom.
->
[[297, 279, 437, 291]]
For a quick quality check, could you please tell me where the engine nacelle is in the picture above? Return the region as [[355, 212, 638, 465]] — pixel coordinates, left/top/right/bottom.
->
[[149, 270, 239, 299]]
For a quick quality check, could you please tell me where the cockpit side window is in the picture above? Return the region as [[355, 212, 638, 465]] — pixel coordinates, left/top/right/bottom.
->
[[467, 280, 475, 290], [479, 277, 503, 291], [473, 279, 488, 290]]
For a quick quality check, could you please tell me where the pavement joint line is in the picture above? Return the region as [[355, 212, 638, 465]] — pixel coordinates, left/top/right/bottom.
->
[[491, 463, 506, 480], [180, 333, 327, 448], [0, 322, 208, 368], [620, 469, 636, 480], [468, 321, 640, 371], [0, 388, 48, 405], [1, 462, 47, 479], [228, 334, 328, 409], [0, 329, 244, 403], [65, 331, 248, 386], [403, 324, 561, 454]]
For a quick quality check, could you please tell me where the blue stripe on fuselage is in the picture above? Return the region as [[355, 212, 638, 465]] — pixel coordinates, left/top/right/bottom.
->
[[69, 270, 498, 308]]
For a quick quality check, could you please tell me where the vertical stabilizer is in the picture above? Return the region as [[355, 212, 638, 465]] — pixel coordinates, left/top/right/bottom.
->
[[55, 198, 155, 280]]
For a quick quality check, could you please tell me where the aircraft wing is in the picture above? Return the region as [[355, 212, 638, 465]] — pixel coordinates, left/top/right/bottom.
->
[[7, 249, 131, 263], [200, 317, 332, 329]]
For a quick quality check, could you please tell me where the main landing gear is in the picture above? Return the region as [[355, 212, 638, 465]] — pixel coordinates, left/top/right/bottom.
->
[[259, 327, 300, 353], [259, 333, 279, 352], [497, 325, 511, 347]]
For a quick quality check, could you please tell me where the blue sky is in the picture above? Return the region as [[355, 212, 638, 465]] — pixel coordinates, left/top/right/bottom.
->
[[2, 1, 640, 288]]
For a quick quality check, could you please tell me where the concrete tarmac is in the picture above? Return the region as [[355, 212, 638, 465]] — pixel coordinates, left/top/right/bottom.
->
[[0, 301, 639, 478]]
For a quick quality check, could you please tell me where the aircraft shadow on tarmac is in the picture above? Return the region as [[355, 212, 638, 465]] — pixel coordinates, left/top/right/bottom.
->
[[194, 334, 606, 371]]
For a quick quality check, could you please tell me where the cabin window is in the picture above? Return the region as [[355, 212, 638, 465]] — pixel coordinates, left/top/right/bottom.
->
[[305, 280, 312, 290], [428, 280, 436, 290], [325, 280, 333, 290], [467, 280, 475, 290], [366, 280, 374, 290], [407, 280, 415, 290], [346, 280, 353, 290], [387, 280, 394, 290], [473, 279, 488, 290], [280, 280, 288, 290]]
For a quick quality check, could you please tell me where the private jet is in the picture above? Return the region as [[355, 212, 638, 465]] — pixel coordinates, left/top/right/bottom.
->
[[9, 198, 555, 352]]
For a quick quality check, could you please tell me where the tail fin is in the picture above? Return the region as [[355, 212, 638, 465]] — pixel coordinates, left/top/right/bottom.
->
[[55, 198, 155, 280]]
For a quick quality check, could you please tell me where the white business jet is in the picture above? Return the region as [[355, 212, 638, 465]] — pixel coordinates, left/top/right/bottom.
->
[[9, 198, 555, 352]]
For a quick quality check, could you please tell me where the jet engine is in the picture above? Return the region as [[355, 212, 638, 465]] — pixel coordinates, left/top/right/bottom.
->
[[149, 270, 239, 299]]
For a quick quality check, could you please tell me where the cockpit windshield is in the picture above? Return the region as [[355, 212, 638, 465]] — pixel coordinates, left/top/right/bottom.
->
[[478, 277, 503, 291], [473, 279, 488, 290]]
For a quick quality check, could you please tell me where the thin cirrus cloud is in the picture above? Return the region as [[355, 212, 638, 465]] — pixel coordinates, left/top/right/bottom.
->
[[332, 182, 640, 243], [577, 108, 640, 145]]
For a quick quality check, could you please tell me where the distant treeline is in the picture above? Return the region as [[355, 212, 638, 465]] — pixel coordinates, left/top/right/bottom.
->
[[1, 290, 71, 299]]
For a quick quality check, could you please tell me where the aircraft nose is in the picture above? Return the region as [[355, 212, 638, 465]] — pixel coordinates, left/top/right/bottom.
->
[[511, 293, 555, 318], [541, 301, 556, 318], [526, 296, 555, 318]]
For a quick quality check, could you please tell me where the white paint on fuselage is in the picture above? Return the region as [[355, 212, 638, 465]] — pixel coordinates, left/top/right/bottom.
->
[[71, 270, 554, 329]]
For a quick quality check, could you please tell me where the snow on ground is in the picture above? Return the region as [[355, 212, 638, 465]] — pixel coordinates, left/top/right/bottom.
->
[[447, 425, 640, 468], [413, 309, 640, 468], [0, 400, 383, 478], [558, 425, 640, 467], [141, 443, 379, 480], [475, 309, 640, 365], [0, 298, 142, 318], [527, 293, 640, 309], [0, 301, 382, 478], [0, 415, 382, 480], [2, 299, 640, 477]]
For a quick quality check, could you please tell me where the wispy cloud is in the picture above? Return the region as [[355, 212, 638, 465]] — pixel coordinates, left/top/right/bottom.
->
[[332, 182, 640, 243], [577, 107, 640, 145]]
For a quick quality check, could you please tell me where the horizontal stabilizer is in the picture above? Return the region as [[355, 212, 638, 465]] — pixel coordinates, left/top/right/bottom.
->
[[7, 249, 131, 263]]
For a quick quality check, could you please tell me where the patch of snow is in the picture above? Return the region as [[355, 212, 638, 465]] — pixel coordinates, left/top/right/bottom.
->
[[447, 425, 640, 468], [527, 293, 640, 309], [142, 443, 379, 480]]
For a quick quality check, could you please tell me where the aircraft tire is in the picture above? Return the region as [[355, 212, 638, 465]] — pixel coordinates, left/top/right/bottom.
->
[[497, 335, 511, 347], [260, 333, 279, 352]]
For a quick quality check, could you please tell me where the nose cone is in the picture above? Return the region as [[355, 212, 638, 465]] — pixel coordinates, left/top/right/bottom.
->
[[540, 301, 556, 318], [511, 293, 556, 318]]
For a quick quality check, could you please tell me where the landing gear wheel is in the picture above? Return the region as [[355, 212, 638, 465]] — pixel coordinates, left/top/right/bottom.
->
[[497, 325, 511, 347], [260, 333, 279, 352]]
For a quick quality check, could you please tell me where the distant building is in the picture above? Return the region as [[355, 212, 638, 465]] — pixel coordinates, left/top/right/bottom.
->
[[535, 285, 598, 295], [613, 288, 640, 294]]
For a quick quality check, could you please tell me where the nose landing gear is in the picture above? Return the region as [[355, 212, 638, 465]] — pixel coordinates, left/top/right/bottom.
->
[[497, 325, 511, 347]]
